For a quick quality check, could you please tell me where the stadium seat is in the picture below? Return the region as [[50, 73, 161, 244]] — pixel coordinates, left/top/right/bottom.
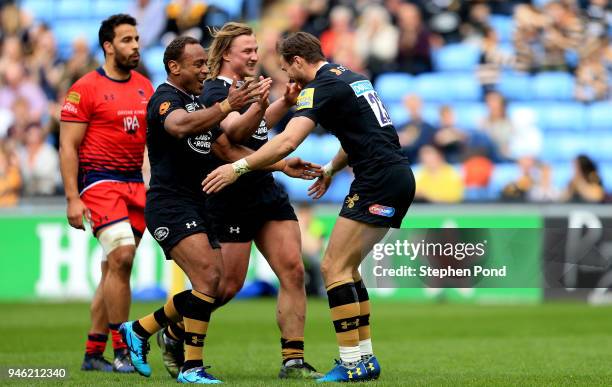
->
[[55, 0, 92, 19], [550, 162, 572, 189], [497, 71, 532, 101], [206, 0, 244, 19], [432, 43, 480, 72], [532, 72, 575, 100], [489, 164, 520, 195], [450, 102, 487, 130], [388, 103, 410, 127], [449, 73, 482, 101], [582, 133, 612, 162], [489, 15, 514, 43], [151, 71, 167, 88], [325, 171, 354, 203], [292, 135, 338, 166], [416, 73, 481, 102], [53, 21, 100, 59], [21, 0, 55, 22], [143, 46, 166, 74], [415, 73, 448, 102], [375, 73, 414, 104], [92, 0, 129, 18], [587, 102, 612, 130], [600, 163, 612, 191], [536, 103, 586, 131], [273, 172, 310, 202], [539, 131, 592, 162], [311, 134, 341, 164]]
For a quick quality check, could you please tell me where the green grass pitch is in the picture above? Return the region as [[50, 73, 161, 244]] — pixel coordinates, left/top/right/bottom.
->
[[1, 299, 612, 386]]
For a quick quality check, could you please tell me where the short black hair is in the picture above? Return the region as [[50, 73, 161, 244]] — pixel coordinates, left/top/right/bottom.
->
[[98, 14, 137, 53], [163, 36, 200, 74]]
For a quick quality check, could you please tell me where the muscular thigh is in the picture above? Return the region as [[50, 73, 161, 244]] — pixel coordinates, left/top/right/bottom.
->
[[255, 220, 302, 275], [220, 242, 252, 287]]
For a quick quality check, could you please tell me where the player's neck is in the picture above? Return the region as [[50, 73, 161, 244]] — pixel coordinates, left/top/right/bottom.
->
[[306, 61, 328, 82], [103, 62, 131, 81], [219, 68, 242, 82]]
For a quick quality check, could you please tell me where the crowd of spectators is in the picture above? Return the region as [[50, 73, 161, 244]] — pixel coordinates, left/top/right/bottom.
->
[[0, 0, 609, 206]]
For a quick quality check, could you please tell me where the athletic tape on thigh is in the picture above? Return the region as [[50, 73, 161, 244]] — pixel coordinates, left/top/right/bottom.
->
[[97, 221, 135, 256]]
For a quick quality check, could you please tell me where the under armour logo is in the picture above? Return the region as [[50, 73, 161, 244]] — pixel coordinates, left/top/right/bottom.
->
[[229, 226, 240, 234], [192, 336, 203, 345], [367, 363, 375, 371], [186, 221, 197, 229], [347, 367, 362, 379], [340, 319, 360, 330]]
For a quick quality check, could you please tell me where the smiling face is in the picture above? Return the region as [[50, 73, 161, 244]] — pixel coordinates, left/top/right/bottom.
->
[[106, 24, 140, 72], [223, 34, 258, 78], [279, 55, 310, 87], [180, 43, 209, 95]]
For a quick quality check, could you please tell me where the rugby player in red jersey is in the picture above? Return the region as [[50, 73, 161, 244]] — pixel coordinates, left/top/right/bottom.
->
[[59, 14, 154, 373]]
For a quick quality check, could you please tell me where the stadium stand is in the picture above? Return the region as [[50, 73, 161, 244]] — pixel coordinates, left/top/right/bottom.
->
[[2, 0, 610, 206]]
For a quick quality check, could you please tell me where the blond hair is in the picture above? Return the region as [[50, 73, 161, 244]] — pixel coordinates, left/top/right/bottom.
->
[[207, 22, 254, 80]]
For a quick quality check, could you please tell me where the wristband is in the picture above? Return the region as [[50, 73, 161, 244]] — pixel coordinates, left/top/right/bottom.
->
[[322, 162, 335, 177], [232, 158, 251, 176], [219, 99, 232, 114]]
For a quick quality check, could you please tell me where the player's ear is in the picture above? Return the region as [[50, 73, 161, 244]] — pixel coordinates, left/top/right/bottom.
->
[[103, 41, 114, 56], [168, 60, 180, 76], [222, 48, 231, 62]]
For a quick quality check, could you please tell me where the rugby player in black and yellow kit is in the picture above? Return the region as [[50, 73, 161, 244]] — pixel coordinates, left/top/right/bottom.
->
[[119, 36, 320, 384], [158, 22, 322, 380], [203, 32, 416, 383]]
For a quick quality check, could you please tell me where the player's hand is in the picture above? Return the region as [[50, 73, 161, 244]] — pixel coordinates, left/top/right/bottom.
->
[[226, 76, 271, 111], [257, 76, 272, 110], [307, 174, 333, 200], [282, 82, 302, 106], [66, 197, 91, 230], [202, 164, 238, 194], [282, 157, 322, 180]]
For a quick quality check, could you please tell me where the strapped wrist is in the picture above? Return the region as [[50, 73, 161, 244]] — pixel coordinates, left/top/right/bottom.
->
[[322, 162, 335, 177], [219, 99, 232, 114], [232, 158, 251, 176]]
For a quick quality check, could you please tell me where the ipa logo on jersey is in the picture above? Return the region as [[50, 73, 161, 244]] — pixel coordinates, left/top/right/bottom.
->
[[153, 227, 169, 241], [296, 88, 314, 110], [123, 115, 140, 134], [187, 131, 213, 154]]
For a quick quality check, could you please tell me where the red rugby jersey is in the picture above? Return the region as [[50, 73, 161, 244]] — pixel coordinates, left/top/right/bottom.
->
[[60, 67, 154, 191]]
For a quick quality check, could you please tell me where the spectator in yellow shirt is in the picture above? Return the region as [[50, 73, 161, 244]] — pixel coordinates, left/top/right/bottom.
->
[[0, 145, 21, 207], [414, 145, 464, 203]]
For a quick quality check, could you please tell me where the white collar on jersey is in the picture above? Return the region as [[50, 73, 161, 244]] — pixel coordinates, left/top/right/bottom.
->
[[165, 80, 195, 99], [217, 75, 234, 85], [316, 61, 330, 73]]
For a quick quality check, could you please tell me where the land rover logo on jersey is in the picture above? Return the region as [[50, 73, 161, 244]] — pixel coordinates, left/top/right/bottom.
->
[[153, 227, 169, 241], [185, 102, 199, 112], [188, 131, 212, 154], [252, 119, 268, 140]]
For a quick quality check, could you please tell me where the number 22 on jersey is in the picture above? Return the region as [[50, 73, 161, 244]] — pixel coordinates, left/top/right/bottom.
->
[[350, 80, 392, 127]]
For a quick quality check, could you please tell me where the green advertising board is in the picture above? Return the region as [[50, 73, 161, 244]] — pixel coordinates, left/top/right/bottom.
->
[[0, 207, 542, 303]]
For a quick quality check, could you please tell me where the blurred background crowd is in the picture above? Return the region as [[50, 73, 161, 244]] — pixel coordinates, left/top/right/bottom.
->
[[0, 0, 610, 207]]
